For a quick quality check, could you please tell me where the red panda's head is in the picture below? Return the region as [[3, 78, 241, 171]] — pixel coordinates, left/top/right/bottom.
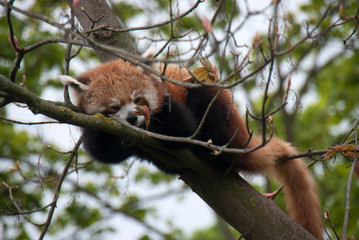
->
[[59, 59, 164, 126]]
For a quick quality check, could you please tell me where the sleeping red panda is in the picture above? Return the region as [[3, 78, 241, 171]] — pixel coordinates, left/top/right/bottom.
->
[[60, 58, 323, 239]]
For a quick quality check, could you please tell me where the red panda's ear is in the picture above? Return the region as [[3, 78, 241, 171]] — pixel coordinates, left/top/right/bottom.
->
[[140, 47, 160, 71], [142, 47, 157, 59], [59, 75, 89, 91], [59, 75, 89, 106]]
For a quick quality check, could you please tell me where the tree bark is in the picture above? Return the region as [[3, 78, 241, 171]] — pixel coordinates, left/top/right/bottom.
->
[[180, 169, 316, 239], [66, 0, 136, 62]]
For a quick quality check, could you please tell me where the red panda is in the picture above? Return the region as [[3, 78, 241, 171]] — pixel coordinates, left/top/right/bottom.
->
[[60, 59, 323, 239]]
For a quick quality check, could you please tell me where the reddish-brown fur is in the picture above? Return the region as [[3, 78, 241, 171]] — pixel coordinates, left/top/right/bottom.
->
[[74, 59, 165, 114], [245, 137, 323, 239], [70, 60, 323, 239], [163, 64, 323, 239], [159, 65, 189, 106]]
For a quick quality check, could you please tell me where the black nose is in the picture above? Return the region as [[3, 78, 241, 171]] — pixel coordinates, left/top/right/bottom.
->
[[126, 114, 138, 125]]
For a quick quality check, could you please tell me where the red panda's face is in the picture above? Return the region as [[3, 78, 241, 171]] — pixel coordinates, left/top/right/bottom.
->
[[60, 60, 163, 126]]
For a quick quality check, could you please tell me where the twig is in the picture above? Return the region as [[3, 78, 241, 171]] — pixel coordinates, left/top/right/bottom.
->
[[6, 0, 20, 54], [260, 58, 275, 144], [81, 6, 104, 24], [343, 6, 359, 44], [0, 200, 53, 216], [6, 0, 23, 82], [324, 208, 341, 240], [65, 178, 170, 238], [2, 182, 44, 227], [0, 115, 61, 125], [190, 89, 222, 139], [340, 118, 359, 144], [341, 128, 358, 239], [38, 136, 83, 240], [84, 0, 204, 34]]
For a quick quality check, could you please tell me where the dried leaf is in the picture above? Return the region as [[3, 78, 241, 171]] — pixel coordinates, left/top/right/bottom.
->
[[323, 149, 337, 160], [193, 67, 209, 81], [337, 144, 355, 152], [193, 59, 219, 82], [345, 152, 358, 157]]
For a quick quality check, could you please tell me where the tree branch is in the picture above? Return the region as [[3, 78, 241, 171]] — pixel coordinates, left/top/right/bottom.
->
[[39, 136, 83, 240], [0, 71, 316, 239]]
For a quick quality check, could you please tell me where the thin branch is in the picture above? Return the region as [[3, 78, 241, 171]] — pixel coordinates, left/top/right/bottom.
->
[[190, 89, 222, 139], [66, 178, 170, 238], [340, 118, 359, 144], [343, 6, 359, 44], [6, 0, 20, 54], [324, 208, 341, 240], [0, 200, 53, 216], [341, 125, 359, 239], [0, 115, 61, 125], [84, 0, 204, 34], [274, 3, 357, 57], [260, 58, 275, 144], [38, 136, 83, 240], [2, 183, 44, 227]]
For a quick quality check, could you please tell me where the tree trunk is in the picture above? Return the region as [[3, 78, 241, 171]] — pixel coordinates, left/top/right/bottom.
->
[[66, 0, 136, 62]]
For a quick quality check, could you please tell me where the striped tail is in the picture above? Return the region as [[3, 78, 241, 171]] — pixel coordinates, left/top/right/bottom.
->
[[244, 137, 323, 239]]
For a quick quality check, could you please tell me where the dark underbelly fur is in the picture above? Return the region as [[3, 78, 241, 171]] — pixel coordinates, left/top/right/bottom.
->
[[83, 89, 236, 174]]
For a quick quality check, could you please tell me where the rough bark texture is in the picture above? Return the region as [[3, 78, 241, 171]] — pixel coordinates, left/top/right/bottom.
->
[[181, 169, 317, 239], [66, 0, 136, 62]]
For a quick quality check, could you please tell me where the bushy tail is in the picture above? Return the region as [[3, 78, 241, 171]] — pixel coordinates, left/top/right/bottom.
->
[[245, 137, 323, 239], [275, 153, 323, 239]]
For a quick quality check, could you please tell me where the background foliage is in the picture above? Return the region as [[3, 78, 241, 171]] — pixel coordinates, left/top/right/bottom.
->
[[0, 0, 358, 239]]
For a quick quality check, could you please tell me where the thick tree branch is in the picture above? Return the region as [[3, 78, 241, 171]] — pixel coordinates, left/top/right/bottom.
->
[[181, 169, 316, 240], [0, 73, 316, 239]]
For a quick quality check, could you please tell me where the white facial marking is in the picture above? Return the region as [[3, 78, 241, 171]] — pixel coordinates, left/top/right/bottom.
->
[[130, 92, 137, 99], [144, 92, 158, 112], [109, 102, 145, 126], [85, 105, 106, 114], [109, 102, 134, 121]]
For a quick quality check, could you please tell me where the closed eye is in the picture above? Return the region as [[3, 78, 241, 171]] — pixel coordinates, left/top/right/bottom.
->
[[109, 106, 121, 111], [103, 105, 122, 114], [134, 97, 143, 105]]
